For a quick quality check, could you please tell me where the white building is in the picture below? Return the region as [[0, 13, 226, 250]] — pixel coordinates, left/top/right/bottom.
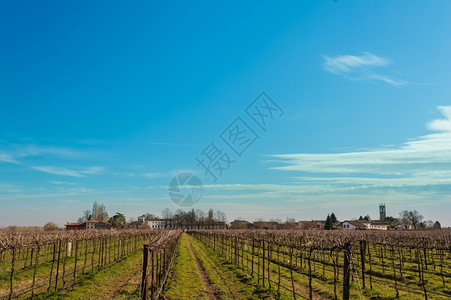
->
[[137, 215, 146, 223], [341, 220, 368, 230], [137, 216, 172, 229], [147, 219, 172, 229], [342, 220, 393, 231], [367, 221, 390, 230]]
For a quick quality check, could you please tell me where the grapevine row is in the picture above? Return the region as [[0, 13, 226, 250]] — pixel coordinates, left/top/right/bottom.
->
[[0, 230, 165, 299], [188, 230, 451, 300]]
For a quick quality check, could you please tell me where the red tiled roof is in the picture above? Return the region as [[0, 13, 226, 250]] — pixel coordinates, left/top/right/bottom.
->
[[65, 223, 82, 226], [65, 221, 112, 227], [343, 220, 367, 228]]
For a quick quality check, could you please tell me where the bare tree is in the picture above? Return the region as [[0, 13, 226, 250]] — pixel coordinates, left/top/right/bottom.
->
[[214, 210, 227, 222], [284, 217, 296, 229], [78, 210, 91, 223], [399, 210, 424, 230], [144, 213, 157, 220], [91, 201, 108, 221], [420, 220, 434, 229], [207, 208, 214, 224], [161, 208, 173, 220], [161, 208, 173, 228], [195, 209, 206, 223]]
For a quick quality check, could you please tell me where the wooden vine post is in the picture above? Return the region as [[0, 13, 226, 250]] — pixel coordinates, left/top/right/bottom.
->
[[343, 242, 352, 300], [141, 244, 149, 300]]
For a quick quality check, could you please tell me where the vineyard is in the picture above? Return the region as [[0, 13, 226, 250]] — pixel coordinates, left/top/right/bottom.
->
[[2, 229, 451, 299], [0, 228, 179, 299], [185, 230, 451, 300]]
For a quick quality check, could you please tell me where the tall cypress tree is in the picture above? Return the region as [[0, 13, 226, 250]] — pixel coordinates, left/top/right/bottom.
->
[[330, 213, 337, 224], [325, 214, 333, 230]]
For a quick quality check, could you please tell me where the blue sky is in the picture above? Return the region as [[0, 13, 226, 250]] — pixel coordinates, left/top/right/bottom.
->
[[1, 1, 451, 227]]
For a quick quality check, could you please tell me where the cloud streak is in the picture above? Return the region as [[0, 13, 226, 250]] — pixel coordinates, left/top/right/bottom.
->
[[0, 142, 106, 178], [32, 166, 104, 177], [323, 52, 408, 86], [0, 152, 18, 164], [323, 52, 389, 73], [268, 106, 451, 190], [428, 106, 451, 131]]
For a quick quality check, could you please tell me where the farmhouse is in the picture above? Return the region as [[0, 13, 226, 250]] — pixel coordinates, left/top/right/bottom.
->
[[253, 221, 279, 230], [167, 220, 226, 230], [367, 221, 390, 230], [341, 220, 368, 230], [146, 219, 172, 229], [230, 220, 254, 229], [137, 216, 226, 230], [64, 222, 85, 230], [297, 220, 324, 230], [65, 220, 112, 230], [137, 216, 173, 229]]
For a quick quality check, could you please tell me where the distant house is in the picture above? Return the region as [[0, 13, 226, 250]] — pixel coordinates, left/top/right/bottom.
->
[[297, 221, 323, 230], [253, 221, 279, 230], [137, 216, 226, 230], [65, 222, 86, 230], [393, 223, 413, 230], [137, 217, 174, 229], [312, 220, 327, 228], [367, 221, 390, 230], [230, 220, 254, 229], [65, 220, 112, 230], [147, 219, 171, 230], [341, 220, 368, 230], [174, 221, 226, 230]]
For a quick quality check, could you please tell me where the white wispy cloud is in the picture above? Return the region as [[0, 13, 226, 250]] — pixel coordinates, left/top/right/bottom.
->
[[323, 52, 408, 86], [0, 183, 21, 193], [32, 166, 104, 177], [0, 186, 123, 201], [267, 106, 451, 190], [142, 172, 167, 178], [0, 144, 85, 166], [428, 106, 451, 131], [323, 52, 389, 73], [0, 144, 84, 161], [0, 143, 107, 178], [49, 181, 78, 185], [0, 152, 18, 164], [16, 145, 82, 158], [152, 142, 201, 147]]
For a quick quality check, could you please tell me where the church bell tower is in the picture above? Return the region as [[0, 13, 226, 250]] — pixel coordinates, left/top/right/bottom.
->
[[379, 203, 386, 221]]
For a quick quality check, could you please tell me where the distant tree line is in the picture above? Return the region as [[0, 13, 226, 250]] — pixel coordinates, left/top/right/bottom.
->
[[74, 202, 228, 229], [163, 208, 227, 227], [65, 203, 441, 231]]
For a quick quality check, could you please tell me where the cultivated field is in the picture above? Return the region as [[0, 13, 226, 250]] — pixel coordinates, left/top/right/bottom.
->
[[2, 229, 451, 299], [185, 230, 451, 299], [0, 228, 175, 299]]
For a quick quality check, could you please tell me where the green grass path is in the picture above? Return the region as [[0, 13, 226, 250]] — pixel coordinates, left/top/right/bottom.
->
[[163, 233, 279, 300]]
